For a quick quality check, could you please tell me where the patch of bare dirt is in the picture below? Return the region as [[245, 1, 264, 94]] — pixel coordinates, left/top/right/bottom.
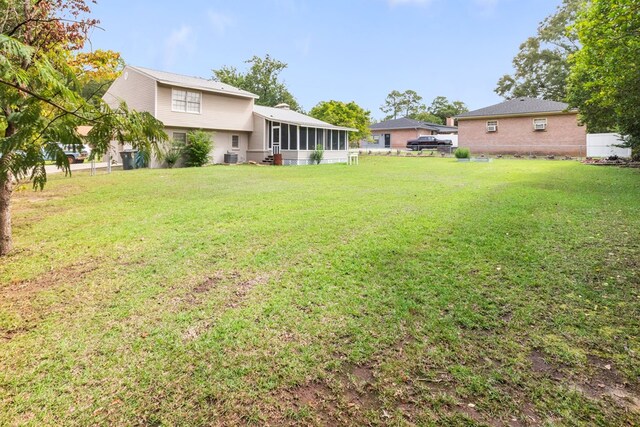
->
[[530, 350, 640, 414], [575, 356, 640, 413], [179, 271, 273, 341], [529, 350, 555, 375], [267, 362, 382, 426], [226, 273, 271, 309], [2, 260, 99, 298], [1, 260, 101, 342]]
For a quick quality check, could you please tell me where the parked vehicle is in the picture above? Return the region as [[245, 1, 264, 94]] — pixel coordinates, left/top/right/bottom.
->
[[406, 136, 453, 151], [44, 143, 89, 164]]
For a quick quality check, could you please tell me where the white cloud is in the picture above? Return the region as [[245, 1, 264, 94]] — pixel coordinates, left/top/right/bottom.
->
[[388, 0, 434, 7], [473, 0, 500, 15], [208, 11, 234, 36], [164, 25, 196, 68], [295, 36, 312, 56]]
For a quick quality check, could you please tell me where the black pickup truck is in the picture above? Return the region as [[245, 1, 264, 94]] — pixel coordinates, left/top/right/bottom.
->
[[406, 136, 453, 151]]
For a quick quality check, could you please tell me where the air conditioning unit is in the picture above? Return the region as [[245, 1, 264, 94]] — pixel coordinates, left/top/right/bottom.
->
[[534, 122, 547, 131], [487, 125, 497, 132]]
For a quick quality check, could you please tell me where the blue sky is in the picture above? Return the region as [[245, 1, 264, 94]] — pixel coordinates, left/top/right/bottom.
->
[[88, 0, 562, 119]]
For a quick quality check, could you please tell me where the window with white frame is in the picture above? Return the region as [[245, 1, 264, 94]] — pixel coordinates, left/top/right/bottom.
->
[[172, 89, 201, 113], [173, 132, 187, 144], [231, 135, 239, 149], [486, 120, 498, 132], [533, 118, 547, 131]]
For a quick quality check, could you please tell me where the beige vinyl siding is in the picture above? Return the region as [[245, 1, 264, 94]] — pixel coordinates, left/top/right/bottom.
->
[[154, 128, 250, 166], [156, 85, 254, 131], [248, 115, 267, 151], [102, 67, 156, 113]]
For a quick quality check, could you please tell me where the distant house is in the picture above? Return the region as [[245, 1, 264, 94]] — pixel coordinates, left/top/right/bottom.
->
[[455, 98, 586, 156], [365, 117, 457, 150], [103, 66, 354, 165]]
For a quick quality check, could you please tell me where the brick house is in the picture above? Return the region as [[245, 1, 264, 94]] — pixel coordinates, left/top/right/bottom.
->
[[366, 117, 457, 150], [455, 98, 586, 156]]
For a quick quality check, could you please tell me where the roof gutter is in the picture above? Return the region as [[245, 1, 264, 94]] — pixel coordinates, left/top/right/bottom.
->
[[456, 110, 578, 121]]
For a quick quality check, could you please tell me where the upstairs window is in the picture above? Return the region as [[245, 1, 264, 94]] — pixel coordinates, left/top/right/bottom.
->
[[172, 89, 201, 113], [486, 120, 498, 132]]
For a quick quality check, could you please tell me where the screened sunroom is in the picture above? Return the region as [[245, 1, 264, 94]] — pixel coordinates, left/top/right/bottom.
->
[[248, 105, 354, 165]]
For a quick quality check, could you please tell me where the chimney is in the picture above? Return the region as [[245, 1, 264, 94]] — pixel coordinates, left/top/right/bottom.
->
[[446, 117, 456, 127], [274, 103, 290, 110]]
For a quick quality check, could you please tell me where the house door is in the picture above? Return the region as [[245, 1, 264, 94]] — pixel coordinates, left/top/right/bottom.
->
[[384, 134, 391, 148], [272, 124, 281, 154]]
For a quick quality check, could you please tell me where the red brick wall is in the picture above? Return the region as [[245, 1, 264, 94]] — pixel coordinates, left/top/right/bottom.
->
[[370, 128, 436, 149], [457, 113, 586, 156]]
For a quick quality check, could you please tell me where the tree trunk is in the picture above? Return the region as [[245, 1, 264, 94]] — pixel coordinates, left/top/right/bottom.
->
[[0, 174, 14, 256]]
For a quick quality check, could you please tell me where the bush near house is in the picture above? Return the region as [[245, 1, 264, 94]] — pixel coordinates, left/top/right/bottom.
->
[[183, 130, 213, 167], [455, 147, 471, 158]]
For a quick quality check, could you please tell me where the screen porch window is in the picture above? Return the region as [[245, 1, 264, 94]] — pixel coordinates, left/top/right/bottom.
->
[[332, 130, 339, 150], [281, 124, 289, 150], [172, 89, 201, 113], [289, 125, 298, 150], [299, 127, 307, 150], [308, 128, 316, 150]]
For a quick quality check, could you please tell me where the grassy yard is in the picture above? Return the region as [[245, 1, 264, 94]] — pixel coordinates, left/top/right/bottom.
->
[[1, 157, 639, 426]]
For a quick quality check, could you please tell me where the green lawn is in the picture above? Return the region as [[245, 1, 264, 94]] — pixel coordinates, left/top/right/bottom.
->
[[1, 157, 639, 426]]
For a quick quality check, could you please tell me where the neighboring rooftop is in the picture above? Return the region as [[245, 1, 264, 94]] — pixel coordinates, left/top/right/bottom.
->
[[456, 97, 572, 119], [370, 117, 457, 133], [253, 105, 356, 131], [130, 66, 259, 99]]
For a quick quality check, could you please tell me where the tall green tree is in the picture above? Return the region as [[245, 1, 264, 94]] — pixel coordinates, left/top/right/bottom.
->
[[0, 1, 166, 256], [309, 100, 372, 146], [380, 90, 404, 120], [427, 96, 469, 124], [566, 0, 640, 157], [409, 111, 443, 124], [380, 89, 424, 120], [212, 54, 301, 111], [495, 0, 581, 101]]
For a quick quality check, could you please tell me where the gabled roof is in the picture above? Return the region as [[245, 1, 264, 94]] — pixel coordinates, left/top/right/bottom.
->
[[370, 117, 457, 133], [129, 66, 259, 99], [456, 97, 572, 119], [253, 105, 356, 131]]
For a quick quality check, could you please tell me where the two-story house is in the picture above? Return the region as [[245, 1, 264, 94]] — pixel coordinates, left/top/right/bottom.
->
[[103, 66, 353, 165]]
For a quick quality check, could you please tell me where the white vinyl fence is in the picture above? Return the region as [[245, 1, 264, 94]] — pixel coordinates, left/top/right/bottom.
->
[[587, 133, 632, 158]]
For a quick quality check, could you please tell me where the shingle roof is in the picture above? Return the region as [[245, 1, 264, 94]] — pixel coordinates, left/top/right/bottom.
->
[[253, 105, 356, 131], [370, 117, 457, 133], [456, 97, 572, 118], [130, 66, 258, 99]]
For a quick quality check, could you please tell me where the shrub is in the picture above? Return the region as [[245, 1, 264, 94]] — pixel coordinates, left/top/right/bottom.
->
[[310, 146, 324, 165], [454, 147, 471, 159], [183, 130, 213, 167], [162, 140, 184, 168]]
